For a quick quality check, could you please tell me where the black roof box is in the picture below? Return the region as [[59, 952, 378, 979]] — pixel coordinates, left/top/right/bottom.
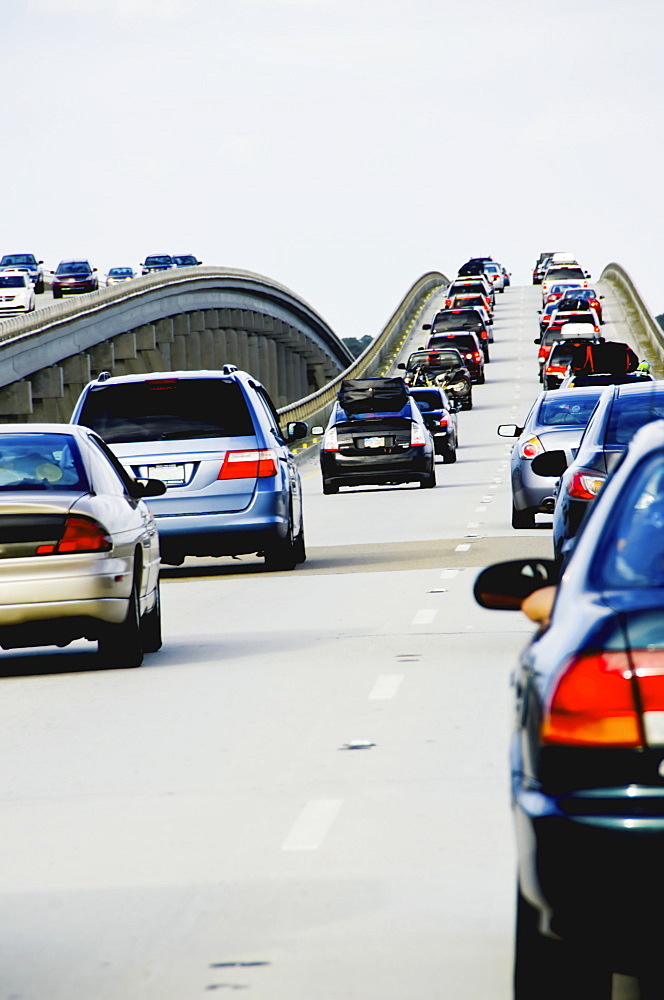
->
[[338, 377, 409, 415]]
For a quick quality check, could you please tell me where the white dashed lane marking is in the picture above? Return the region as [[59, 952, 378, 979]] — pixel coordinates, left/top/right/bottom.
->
[[282, 799, 343, 851], [411, 609, 437, 625], [369, 674, 403, 700]]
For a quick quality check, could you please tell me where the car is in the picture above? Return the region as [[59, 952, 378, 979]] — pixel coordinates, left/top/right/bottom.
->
[[559, 287, 604, 323], [474, 419, 664, 994], [546, 309, 601, 340], [559, 371, 654, 390], [552, 297, 601, 323], [541, 338, 605, 390], [0, 253, 45, 293], [543, 283, 577, 308], [448, 294, 494, 340], [105, 266, 136, 285], [535, 326, 601, 381], [141, 254, 175, 275], [445, 276, 495, 311], [0, 423, 164, 667], [501, 265, 511, 287], [71, 367, 309, 570], [541, 264, 590, 302], [409, 386, 458, 462], [457, 257, 493, 277], [424, 308, 491, 360], [317, 377, 435, 493], [51, 260, 98, 298], [538, 300, 561, 334], [172, 254, 202, 267], [532, 251, 556, 284], [397, 348, 474, 410], [0, 270, 36, 313], [426, 330, 485, 383], [483, 261, 505, 291], [498, 387, 605, 528], [536, 381, 664, 561]]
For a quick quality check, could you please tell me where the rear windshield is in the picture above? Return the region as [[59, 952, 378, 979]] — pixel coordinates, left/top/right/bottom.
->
[[546, 267, 585, 280], [538, 394, 599, 426], [407, 350, 463, 370], [606, 392, 664, 446], [432, 313, 483, 332], [0, 433, 87, 491], [428, 334, 477, 351], [77, 378, 256, 443]]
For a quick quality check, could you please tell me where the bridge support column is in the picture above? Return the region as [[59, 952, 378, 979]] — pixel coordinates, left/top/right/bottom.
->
[[30, 366, 65, 422], [0, 381, 33, 420]]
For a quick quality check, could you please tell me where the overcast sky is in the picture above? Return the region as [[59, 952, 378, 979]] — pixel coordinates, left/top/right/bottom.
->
[[4, 0, 663, 337]]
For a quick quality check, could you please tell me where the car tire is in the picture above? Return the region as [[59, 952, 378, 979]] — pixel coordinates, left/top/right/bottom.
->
[[35, 280, 44, 294], [484, 350, 491, 363], [322, 480, 339, 495], [514, 887, 611, 1000], [442, 445, 457, 464], [264, 517, 299, 571], [293, 521, 306, 564], [98, 579, 144, 668], [52, 288, 62, 299], [419, 468, 436, 489], [462, 394, 473, 410], [477, 372, 486, 385], [512, 503, 536, 529], [140, 580, 162, 653]]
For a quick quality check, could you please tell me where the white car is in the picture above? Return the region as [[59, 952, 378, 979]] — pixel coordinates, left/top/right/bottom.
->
[[0, 270, 36, 313], [483, 261, 505, 292]]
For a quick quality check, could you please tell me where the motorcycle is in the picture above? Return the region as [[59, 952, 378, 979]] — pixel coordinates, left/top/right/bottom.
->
[[405, 365, 473, 410]]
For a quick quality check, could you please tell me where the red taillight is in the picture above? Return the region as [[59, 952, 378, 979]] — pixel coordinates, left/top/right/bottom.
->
[[218, 449, 278, 479], [546, 365, 567, 374], [472, 351, 481, 361], [322, 427, 339, 452], [411, 422, 427, 446], [567, 469, 606, 500], [538, 346, 551, 360], [445, 298, 452, 308], [36, 516, 112, 555], [541, 651, 641, 747], [438, 417, 448, 428]]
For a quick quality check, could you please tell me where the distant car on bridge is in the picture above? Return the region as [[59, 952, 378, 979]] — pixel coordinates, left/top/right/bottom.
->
[[172, 254, 202, 267], [105, 266, 136, 285], [0, 271, 36, 313], [141, 254, 176, 275], [0, 253, 45, 293], [51, 260, 99, 298]]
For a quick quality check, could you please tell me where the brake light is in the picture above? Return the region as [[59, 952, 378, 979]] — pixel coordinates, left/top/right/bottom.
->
[[567, 469, 606, 500], [322, 427, 339, 452], [538, 346, 551, 360], [545, 365, 567, 374], [541, 651, 641, 747], [411, 422, 427, 446], [36, 515, 112, 555], [218, 449, 278, 478], [472, 351, 481, 362], [438, 417, 448, 428], [445, 298, 452, 308], [519, 436, 544, 460]]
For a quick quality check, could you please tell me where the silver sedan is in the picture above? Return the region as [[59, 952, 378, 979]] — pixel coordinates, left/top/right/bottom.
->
[[0, 424, 165, 666], [498, 388, 605, 528]]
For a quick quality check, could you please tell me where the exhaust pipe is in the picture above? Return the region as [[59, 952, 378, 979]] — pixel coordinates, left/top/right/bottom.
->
[[541, 497, 556, 513]]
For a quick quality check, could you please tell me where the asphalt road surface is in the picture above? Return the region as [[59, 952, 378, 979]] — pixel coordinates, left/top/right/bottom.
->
[[0, 283, 644, 999]]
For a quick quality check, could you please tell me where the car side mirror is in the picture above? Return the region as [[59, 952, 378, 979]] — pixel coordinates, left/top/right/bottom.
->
[[473, 558, 559, 610], [311, 426, 324, 435], [585, 272, 591, 278], [422, 323, 431, 331], [531, 450, 568, 477], [286, 420, 308, 442], [397, 362, 406, 369], [497, 424, 521, 437], [131, 478, 167, 498]]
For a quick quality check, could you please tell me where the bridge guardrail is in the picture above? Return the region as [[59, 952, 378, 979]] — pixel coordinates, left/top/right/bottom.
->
[[278, 270, 448, 433], [600, 263, 664, 377]]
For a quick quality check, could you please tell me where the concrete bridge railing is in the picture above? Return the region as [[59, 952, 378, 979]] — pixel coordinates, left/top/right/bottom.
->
[[600, 263, 664, 377]]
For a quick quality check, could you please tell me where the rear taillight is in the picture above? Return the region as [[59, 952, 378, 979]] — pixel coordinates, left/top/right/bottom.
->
[[36, 516, 112, 555], [567, 469, 606, 500], [438, 417, 448, 428], [538, 346, 550, 360], [633, 651, 664, 745], [541, 651, 641, 747], [545, 365, 567, 374], [445, 298, 452, 308], [411, 423, 427, 446], [519, 436, 544, 460], [218, 449, 278, 479], [322, 427, 339, 452], [472, 351, 481, 362]]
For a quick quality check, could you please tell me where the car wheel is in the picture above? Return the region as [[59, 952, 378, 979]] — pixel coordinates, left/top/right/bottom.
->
[[442, 445, 457, 464], [322, 480, 339, 495], [140, 580, 162, 653], [98, 579, 144, 668], [515, 887, 611, 1000], [264, 517, 298, 571], [293, 520, 306, 564], [512, 503, 536, 529], [476, 372, 485, 385], [35, 280, 44, 294], [53, 288, 62, 299], [484, 350, 491, 363], [462, 394, 473, 410], [419, 467, 436, 489]]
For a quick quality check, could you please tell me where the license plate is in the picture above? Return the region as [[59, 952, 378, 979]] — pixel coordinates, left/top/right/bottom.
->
[[363, 437, 385, 448], [146, 463, 186, 485]]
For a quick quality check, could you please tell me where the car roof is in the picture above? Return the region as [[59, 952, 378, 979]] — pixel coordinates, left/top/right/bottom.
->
[[80, 369, 251, 388]]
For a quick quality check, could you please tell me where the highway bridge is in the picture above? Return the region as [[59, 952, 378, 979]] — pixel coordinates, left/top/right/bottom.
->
[[0, 263, 661, 1000]]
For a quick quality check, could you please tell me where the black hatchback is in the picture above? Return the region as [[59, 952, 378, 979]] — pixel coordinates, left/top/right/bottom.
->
[[319, 377, 436, 494]]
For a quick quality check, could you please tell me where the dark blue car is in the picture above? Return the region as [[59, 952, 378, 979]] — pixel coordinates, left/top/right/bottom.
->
[[474, 419, 664, 996]]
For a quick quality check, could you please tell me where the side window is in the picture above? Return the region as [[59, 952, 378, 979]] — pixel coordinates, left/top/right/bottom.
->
[[88, 437, 135, 496], [254, 388, 285, 444]]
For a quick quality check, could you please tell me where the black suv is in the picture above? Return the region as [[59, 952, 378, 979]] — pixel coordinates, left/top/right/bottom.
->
[[318, 377, 435, 494], [425, 331, 486, 383], [424, 308, 490, 361]]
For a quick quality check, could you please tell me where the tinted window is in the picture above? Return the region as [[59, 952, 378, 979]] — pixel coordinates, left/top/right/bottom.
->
[[538, 394, 599, 426], [57, 262, 91, 275], [432, 313, 483, 332], [407, 350, 463, 369], [546, 268, 585, 280], [0, 434, 87, 491], [606, 393, 664, 446], [593, 452, 664, 588], [77, 378, 256, 443], [428, 334, 478, 352], [0, 276, 27, 288]]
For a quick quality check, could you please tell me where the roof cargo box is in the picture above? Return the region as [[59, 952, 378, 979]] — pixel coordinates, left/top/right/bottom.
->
[[569, 341, 639, 375], [338, 377, 409, 415]]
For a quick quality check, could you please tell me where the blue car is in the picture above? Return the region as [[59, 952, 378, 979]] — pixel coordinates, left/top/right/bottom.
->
[[70, 368, 308, 569], [0, 253, 44, 293], [474, 419, 664, 995], [140, 254, 175, 275]]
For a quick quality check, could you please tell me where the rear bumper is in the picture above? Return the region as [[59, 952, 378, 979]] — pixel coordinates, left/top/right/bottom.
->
[[321, 448, 432, 486]]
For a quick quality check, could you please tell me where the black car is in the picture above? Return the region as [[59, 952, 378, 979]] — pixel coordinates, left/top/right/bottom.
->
[[424, 308, 490, 360], [457, 257, 492, 277], [51, 260, 98, 298], [141, 254, 175, 275], [474, 420, 664, 996], [397, 348, 473, 410], [425, 331, 486, 383], [172, 254, 202, 267], [408, 387, 458, 462], [540, 381, 664, 561], [319, 377, 436, 494]]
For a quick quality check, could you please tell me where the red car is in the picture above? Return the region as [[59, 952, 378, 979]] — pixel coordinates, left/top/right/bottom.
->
[[51, 260, 99, 299]]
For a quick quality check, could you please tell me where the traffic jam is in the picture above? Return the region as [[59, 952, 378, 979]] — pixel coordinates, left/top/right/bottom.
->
[[0, 249, 662, 999]]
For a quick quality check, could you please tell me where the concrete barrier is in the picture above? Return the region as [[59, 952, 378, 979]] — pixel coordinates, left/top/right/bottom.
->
[[600, 263, 664, 377]]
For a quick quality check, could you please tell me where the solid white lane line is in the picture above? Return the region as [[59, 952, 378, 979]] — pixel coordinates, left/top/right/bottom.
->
[[412, 609, 437, 625], [455, 543, 471, 552], [440, 569, 458, 579], [282, 799, 343, 851], [369, 674, 403, 700]]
